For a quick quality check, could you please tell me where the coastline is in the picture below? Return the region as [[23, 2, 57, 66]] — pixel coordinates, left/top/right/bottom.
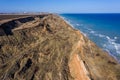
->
[[60, 14, 120, 63], [59, 14, 88, 37], [0, 14, 120, 80], [61, 16, 120, 79]]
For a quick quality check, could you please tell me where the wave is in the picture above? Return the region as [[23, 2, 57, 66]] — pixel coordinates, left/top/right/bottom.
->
[[85, 27, 120, 58], [98, 34, 120, 56], [106, 36, 120, 55], [90, 30, 95, 34], [76, 24, 80, 26]]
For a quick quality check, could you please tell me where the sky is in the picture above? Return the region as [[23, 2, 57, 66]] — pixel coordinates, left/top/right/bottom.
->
[[0, 0, 120, 13]]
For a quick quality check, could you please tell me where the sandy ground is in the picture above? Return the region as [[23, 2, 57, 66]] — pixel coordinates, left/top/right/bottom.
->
[[69, 53, 90, 80]]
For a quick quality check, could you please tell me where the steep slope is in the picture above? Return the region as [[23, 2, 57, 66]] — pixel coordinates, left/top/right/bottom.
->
[[0, 14, 120, 80]]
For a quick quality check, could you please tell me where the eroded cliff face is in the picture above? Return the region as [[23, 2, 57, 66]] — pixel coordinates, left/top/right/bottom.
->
[[0, 14, 120, 80]]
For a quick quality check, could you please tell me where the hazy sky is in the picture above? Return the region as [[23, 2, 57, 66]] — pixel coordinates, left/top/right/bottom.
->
[[0, 0, 120, 13]]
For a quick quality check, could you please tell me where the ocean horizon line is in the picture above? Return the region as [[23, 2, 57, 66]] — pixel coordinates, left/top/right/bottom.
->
[[1, 12, 120, 14]]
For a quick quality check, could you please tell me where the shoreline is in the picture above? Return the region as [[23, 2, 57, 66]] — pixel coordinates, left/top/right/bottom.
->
[[60, 14, 120, 63], [59, 14, 88, 36]]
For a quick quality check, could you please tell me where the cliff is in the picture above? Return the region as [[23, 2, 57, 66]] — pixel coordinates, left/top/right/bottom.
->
[[0, 14, 120, 80]]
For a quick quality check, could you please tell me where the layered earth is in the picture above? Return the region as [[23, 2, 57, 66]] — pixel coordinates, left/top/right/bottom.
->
[[0, 14, 120, 80]]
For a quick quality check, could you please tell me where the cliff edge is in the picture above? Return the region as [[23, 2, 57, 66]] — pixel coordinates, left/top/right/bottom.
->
[[0, 14, 120, 80]]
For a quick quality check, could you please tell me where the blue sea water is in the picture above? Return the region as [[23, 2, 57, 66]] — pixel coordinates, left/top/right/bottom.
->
[[61, 14, 120, 61]]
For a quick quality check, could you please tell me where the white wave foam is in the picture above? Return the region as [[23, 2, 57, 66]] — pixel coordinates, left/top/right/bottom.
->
[[111, 41, 120, 55], [115, 44, 120, 54], [93, 33, 106, 38], [85, 28, 96, 34], [106, 36, 116, 42], [114, 36, 118, 40], [104, 36, 120, 55], [89, 31, 120, 56], [85, 27, 106, 38], [76, 23, 85, 27], [106, 36, 110, 40], [90, 31, 95, 34], [98, 34, 106, 38], [76, 24, 80, 26]]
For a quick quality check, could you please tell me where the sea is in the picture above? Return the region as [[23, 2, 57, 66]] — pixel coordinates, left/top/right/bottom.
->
[[61, 13, 120, 61]]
